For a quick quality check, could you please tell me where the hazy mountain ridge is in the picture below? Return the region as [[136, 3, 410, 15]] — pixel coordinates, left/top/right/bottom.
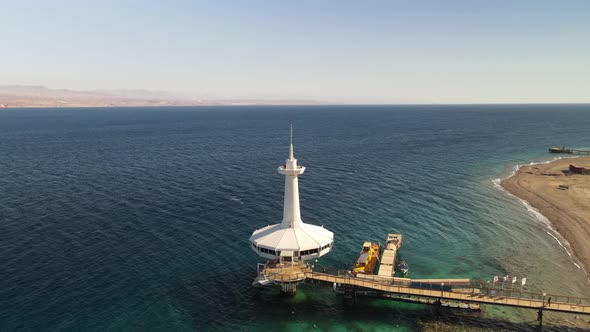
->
[[0, 85, 319, 107]]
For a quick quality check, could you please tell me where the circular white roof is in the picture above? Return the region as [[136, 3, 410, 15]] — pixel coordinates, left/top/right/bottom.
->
[[250, 222, 333, 251]]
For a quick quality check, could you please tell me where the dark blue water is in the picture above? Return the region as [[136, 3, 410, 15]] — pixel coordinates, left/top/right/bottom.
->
[[1, 105, 589, 331]]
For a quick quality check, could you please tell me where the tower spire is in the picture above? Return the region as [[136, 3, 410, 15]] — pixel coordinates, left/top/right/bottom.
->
[[278, 126, 305, 229], [249, 126, 334, 293], [289, 124, 294, 160]]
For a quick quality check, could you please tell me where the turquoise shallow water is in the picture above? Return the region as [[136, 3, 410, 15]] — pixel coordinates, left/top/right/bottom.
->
[[1, 105, 590, 331]]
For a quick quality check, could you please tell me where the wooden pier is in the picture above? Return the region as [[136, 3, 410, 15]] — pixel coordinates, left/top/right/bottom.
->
[[549, 146, 590, 155], [258, 229, 590, 320], [377, 233, 401, 278], [306, 271, 590, 315], [260, 262, 590, 315]]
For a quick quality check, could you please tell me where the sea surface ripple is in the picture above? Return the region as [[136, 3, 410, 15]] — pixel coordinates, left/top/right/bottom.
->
[[1, 105, 590, 331]]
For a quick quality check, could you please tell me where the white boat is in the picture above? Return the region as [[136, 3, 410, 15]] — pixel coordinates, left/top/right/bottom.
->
[[252, 274, 273, 287]]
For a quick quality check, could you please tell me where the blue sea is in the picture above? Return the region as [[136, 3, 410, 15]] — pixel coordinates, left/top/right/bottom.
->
[[1, 105, 590, 331]]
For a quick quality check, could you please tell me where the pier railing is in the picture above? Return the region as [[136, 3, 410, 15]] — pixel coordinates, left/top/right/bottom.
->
[[261, 263, 309, 283], [303, 271, 590, 314], [259, 264, 590, 313], [474, 280, 590, 307]]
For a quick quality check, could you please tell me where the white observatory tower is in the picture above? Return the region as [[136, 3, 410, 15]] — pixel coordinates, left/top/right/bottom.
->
[[249, 128, 334, 292]]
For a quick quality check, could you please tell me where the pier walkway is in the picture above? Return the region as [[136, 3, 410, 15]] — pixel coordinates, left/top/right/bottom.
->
[[549, 147, 590, 155], [305, 271, 590, 315], [377, 234, 401, 278]]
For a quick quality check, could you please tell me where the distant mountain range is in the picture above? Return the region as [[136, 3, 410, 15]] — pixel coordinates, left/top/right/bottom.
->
[[0, 85, 319, 108]]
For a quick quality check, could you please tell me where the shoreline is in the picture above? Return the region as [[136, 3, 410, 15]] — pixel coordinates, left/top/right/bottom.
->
[[501, 156, 590, 275]]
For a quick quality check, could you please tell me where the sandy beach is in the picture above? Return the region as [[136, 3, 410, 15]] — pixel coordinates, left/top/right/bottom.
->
[[502, 157, 590, 273]]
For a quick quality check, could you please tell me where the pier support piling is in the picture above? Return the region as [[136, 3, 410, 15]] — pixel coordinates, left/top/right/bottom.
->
[[281, 283, 297, 295]]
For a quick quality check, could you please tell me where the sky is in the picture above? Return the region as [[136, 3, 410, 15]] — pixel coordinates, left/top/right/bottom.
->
[[1, 0, 589, 103]]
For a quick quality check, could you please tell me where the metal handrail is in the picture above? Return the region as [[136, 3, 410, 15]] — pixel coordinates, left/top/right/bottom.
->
[[306, 271, 590, 308], [260, 265, 590, 309]]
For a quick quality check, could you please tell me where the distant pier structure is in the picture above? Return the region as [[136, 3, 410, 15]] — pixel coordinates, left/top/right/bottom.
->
[[549, 146, 590, 155]]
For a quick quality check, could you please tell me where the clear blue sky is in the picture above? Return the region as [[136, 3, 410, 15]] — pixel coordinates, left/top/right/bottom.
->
[[2, 0, 589, 103]]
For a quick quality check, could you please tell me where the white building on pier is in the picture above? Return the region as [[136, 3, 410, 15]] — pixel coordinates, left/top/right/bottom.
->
[[249, 128, 334, 266]]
